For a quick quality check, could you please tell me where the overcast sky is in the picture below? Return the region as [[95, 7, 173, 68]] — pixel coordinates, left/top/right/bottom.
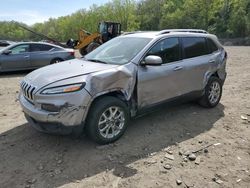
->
[[0, 0, 110, 25]]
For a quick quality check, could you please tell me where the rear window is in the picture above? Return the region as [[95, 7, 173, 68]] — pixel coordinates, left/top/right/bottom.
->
[[207, 38, 218, 53], [182, 37, 207, 59], [30, 44, 53, 52]]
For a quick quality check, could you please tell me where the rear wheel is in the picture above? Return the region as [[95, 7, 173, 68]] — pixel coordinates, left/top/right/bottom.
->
[[199, 77, 222, 108], [50, 58, 63, 64], [86, 96, 129, 144]]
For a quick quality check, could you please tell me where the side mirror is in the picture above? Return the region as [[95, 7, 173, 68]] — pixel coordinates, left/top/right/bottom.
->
[[142, 55, 162, 66], [2, 50, 11, 55]]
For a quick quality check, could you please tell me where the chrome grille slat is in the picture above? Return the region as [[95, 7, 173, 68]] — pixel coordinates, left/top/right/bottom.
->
[[21, 81, 25, 88], [20, 81, 36, 102], [27, 86, 31, 98], [30, 87, 35, 100]]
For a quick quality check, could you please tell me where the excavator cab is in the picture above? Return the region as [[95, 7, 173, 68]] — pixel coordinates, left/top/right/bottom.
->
[[99, 21, 121, 43], [78, 21, 121, 55], [70, 21, 121, 56]]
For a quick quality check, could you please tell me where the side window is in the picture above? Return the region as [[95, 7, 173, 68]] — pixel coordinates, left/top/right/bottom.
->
[[30, 44, 53, 52], [182, 37, 207, 59], [40, 44, 54, 51], [147, 37, 181, 63], [10, 44, 30, 54], [207, 38, 218, 53]]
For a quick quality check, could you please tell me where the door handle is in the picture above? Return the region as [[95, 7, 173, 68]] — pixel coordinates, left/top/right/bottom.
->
[[209, 60, 215, 63], [173, 66, 183, 71], [24, 55, 29, 58]]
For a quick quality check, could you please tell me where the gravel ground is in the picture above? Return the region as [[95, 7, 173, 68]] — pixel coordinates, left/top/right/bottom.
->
[[0, 47, 249, 188]]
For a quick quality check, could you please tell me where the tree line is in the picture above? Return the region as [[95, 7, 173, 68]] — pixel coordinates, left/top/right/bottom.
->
[[0, 0, 249, 42]]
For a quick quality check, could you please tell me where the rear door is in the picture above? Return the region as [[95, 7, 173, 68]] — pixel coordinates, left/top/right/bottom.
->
[[1, 44, 31, 71], [180, 37, 213, 92], [29, 44, 54, 67]]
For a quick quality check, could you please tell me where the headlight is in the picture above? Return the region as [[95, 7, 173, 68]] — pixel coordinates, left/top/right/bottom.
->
[[41, 83, 85, 95]]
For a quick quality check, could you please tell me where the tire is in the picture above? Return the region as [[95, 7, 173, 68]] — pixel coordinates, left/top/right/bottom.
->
[[86, 42, 101, 53], [50, 58, 63, 64], [199, 76, 223, 108], [79, 47, 87, 56], [86, 96, 129, 144]]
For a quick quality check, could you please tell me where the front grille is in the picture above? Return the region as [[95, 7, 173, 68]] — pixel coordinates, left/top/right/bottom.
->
[[20, 81, 36, 101]]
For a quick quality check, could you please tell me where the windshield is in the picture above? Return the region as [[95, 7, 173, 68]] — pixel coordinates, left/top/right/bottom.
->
[[0, 46, 9, 52], [85, 37, 152, 65], [0, 43, 16, 52]]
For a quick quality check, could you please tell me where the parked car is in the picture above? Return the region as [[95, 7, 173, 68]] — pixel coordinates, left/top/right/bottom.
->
[[19, 29, 227, 144], [0, 42, 75, 72], [0, 40, 15, 50], [0, 40, 15, 47]]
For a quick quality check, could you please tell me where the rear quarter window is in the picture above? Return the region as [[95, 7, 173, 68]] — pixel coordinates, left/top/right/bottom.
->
[[182, 37, 207, 59], [207, 38, 219, 53]]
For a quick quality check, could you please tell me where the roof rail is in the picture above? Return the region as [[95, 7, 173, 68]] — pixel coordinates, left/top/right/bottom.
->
[[122, 31, 140, 35], [158, 29, 208, 35], [122, 31, 152, 35]]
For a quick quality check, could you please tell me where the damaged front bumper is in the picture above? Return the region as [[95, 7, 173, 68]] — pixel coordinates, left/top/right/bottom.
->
[[19, 88, 92, 134]]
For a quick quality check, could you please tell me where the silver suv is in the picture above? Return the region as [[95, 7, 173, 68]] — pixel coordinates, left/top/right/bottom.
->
[[19, 29, 227, 144]]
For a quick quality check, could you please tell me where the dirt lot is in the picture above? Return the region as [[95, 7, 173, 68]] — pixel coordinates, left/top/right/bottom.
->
[[0, 47, 250, 188]]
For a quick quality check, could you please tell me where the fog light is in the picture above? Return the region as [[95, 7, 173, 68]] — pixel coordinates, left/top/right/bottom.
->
[[41, 104, 60, 112]]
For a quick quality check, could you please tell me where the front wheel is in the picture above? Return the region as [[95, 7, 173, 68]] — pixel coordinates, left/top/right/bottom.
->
[[199, 77, 223, 108], [86, 96, 129, 144], [79, 47, 87, 56], [86, 42, 101, 53]]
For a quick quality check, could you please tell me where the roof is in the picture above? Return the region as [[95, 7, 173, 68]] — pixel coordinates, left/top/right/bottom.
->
[[7, 41, 64, 49], [121, 29, 213, 39]]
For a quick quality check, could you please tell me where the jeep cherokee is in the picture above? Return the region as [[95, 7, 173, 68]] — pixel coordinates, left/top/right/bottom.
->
[[19, 29, 227, 144]]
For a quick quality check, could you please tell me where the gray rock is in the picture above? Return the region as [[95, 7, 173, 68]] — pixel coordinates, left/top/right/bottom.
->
[[57, 160, 63, 164], [163, 163, 172, 170], [176, 179, 182, 185], [144, 160, 157, 165], [204, 148, 209, 153], [188, 153, 197, 161], [38, 164, 44, 170], [165, 153, 175, 160], [216, 179, 223, 184], [54, 169, 62, 175], [163, 147, 173, 154], [241, 115, 248, 120], [195, 156, 201, 165], [27, 178, 36, 184], [212, 177, 223, 184]]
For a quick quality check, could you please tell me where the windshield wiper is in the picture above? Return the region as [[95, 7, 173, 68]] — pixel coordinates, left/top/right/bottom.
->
[[86, 59, 108, 64]]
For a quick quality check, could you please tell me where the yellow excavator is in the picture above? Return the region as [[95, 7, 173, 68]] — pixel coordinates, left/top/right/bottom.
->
[[16, 21, 121, 56], [67, 21, 121, 55]]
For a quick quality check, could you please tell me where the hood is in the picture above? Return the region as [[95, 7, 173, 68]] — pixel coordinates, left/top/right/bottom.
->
[[24, 58, 119, 88]]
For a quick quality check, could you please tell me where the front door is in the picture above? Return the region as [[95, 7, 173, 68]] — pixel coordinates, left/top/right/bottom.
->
[[1, 44, 31, 71], [137, 37, 187, 108]]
